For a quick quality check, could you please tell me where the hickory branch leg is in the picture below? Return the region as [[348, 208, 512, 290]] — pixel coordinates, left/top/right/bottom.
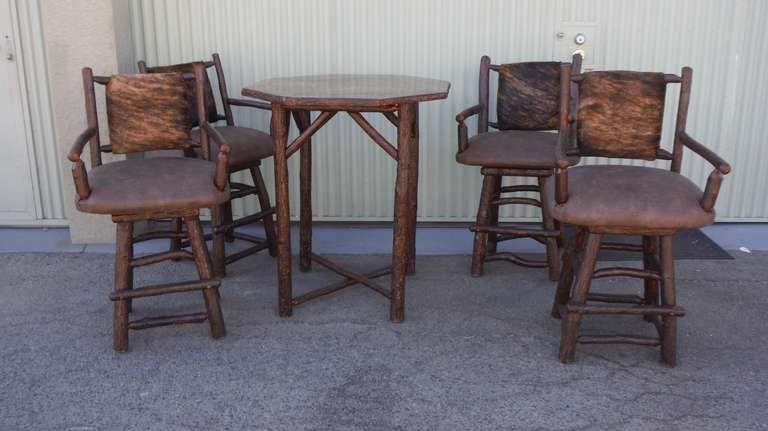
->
[[390, 103, 419, 322], [271, 105, 293, 317]]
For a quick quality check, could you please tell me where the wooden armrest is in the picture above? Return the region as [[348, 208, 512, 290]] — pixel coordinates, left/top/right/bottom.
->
[[456, 104, 483, 154], [553, 118, 575, 205], [201, 122, 229, 147], [554, 167, 569, 205], [700, 170, 725, 212], [202, 122, 231, 191], [228, 97, 271, 111], [67, 127, 97, 162], [677, 132, 731, 212], [678, 131, 731, 174], [214, 144, 231, 192], [68, 127, 97, 200], [555, 126, 579, 169], [455, 104, 482, 124]]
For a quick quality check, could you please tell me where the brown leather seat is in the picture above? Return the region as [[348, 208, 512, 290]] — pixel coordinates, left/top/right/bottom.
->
[[76, 157, 230, 215], [545, 165, 713, 230], [191, 126, 273, 171], [455, 130, 559, 168]]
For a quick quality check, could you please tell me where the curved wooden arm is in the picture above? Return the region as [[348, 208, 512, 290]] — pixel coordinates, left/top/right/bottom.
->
[[68, 127, 97, 162], [228, 97, 271, 111], [455, 104, 482, 124], [201, 122, 228, 147], [201, 122, 231, 191], [68, 127, 98, 200], [678, 131, 731, 174], [456, 104, 483, 153], [677, 131, 731, 212]]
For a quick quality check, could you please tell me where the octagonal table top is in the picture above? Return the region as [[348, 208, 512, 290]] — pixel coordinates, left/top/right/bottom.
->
[[242, 74, 450, 109]]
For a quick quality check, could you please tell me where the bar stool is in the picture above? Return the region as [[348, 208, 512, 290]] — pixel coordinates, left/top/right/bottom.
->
[[70, 67, 231, 351], [549, 65, 731, 366], [138, 53, 277, 277], [455, 54, 582, 281]]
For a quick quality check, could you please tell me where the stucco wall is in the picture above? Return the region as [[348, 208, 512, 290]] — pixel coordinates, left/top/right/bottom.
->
[[40, 0, 133, 243]]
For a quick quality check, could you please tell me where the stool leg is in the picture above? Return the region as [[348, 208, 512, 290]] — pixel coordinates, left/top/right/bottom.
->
[[539, 176, 560, 281], [169, 217, 183, 255], [551, 226, 585, 318], [559, 232, 601, 363], [642, 235, 660, 322], [251, 166, 277, 258], [471, 174, 496, 277], [659, 235, 677, 367], [185, 216, 226, 339], [211, 204, 227, 278], [223, 201, 235, 243], [113, 221, 133, 352], [486, 175, 502, 254]]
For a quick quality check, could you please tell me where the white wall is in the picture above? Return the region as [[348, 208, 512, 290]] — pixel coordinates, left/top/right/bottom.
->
[[40, 0, 134, 242]]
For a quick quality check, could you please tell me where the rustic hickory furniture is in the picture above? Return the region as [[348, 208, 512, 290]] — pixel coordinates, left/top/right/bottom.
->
[[243, 75, 450, 322], [549, 65, 731, 366], [70, 66, 230, 351], [138, 53, 277, 277], [455, 54, 582, 281]]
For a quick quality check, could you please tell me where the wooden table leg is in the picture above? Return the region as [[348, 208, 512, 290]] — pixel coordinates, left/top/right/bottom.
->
[[391, 103, 418, 322], [294, 110, 313, 273], [272, 105, 293, 317], [406, 106, 419, 275]]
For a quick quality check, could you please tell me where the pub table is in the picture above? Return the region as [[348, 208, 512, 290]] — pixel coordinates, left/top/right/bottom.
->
[[242, 75, 450, 322]]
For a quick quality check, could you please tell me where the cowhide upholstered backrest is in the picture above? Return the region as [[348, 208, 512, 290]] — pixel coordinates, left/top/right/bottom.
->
[[575, 71, 667, 160], [141, 61, 219, 126], [105, 73, 193, 154], [496, 62, 562, 131]]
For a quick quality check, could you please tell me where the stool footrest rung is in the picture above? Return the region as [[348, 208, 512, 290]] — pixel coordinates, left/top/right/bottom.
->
[[563, 303, 686, 316], [110, 279, 220, 301], [230, 186, 259, 200], [490, 197, 541, 207], [578, 335, 661, 346], [225, 241, 271, 264], [600, 242, 644, 252], [496, 234, 548, 245], [486, 252, 549, 268], [132, 230, 187, 243], [471, 225, 560, 237], [592, 267, 661, 280], [131, 250, 194, 267], [128, 312, 208, 330], [213, 207, 275, 234], [586, 292, 645, 304], [500, 185, 540, 193], [232, 232, 267, 244]]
